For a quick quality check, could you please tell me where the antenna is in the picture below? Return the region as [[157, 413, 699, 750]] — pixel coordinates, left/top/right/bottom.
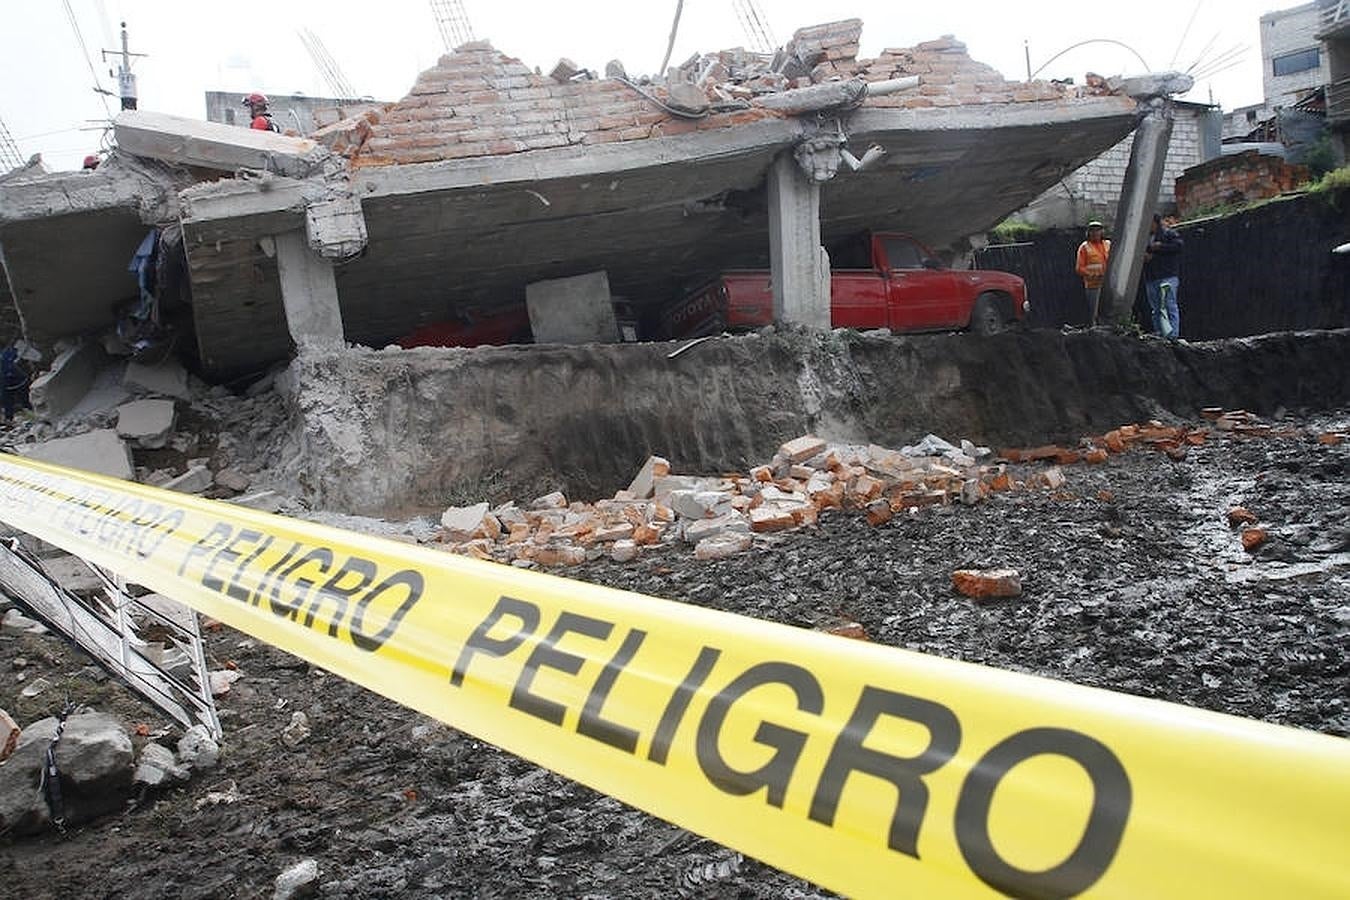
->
[[0, 118, 27, 171], [298, 28, 357, 99], [429, 0, 476, 51], [731, 0, 776, 53], [100, 21, 148, 110]]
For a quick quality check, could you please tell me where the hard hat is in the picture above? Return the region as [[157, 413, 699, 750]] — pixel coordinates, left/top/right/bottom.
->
[[82, 155, 100, 169], [1086, 220, 1104, 229], [242, 92, 269, 106]]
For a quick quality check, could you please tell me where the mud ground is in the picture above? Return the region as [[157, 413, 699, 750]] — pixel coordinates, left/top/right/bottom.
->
[[2, 407, 1347, 899]]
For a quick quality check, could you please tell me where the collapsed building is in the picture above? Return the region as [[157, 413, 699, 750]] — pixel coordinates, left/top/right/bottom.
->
[[1, 20, 1189, 380]]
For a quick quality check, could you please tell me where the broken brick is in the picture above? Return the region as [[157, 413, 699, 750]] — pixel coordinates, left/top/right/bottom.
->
[[1043, 467, 1066, 490], [0, 708, 18, 763], [633, 523, 663, 545], [1241, 528, 1267, 552], [593, 523, 635, 542], [864, 498, 893, 526], [1084, 448, 1109, 464], [780, 434, 827, 464], [816, 620, 869, 641], [951, 568, 1023, 600], [1317, 433, 1344, 446], [750, 465, 774, 482], [534, 545, 586, 566], [1227, 507, 1258, 527], [750, 507, 797, 533]]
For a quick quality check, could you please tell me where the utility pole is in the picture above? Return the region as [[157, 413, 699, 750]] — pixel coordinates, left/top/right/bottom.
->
[[102, 21, 147, 111]]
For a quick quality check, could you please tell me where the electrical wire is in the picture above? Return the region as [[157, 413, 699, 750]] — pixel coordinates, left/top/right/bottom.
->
[[614, 76, 709, 120], [62, 0, 113, 119], [1029, 39, 1151, 80], [1170, 1, 1205, 70]]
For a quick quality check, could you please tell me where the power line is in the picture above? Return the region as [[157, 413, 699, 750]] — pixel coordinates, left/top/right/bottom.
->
[[731, 0, 776, 54], [297, 28, 357, 99], [62, 0, 114, 119]]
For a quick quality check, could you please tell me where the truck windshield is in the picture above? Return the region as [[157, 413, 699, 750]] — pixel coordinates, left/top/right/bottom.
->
[[883, 237, 924, 270]]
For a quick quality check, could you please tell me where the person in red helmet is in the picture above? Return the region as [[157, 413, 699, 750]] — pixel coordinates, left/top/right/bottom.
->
[[242, 92, 281, 133], [82, 155, 100, 171]]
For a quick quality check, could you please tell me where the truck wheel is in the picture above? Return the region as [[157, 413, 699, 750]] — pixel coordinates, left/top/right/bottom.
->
[[970, 294, 1008, 336]]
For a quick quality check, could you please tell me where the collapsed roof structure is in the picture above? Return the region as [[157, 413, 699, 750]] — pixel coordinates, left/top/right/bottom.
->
[[1, 19, 1179, 379]]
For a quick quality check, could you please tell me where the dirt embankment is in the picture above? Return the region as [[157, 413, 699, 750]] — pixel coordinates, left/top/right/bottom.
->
[[276, 328, 1350, 516]]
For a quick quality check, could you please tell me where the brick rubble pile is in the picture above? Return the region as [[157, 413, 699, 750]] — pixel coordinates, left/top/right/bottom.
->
[[432, 408, 1343, 569], [325, 19, 1090, 167]]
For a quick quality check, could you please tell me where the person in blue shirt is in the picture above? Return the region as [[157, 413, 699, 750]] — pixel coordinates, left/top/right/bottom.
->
[[1143, 213, 1184, 339]]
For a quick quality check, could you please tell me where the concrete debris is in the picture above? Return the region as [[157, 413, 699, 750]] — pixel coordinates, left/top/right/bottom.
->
[[626, 455, 670, 499], [19, 428, 135, 481], [29, 341, 106, 418], [209, 669, 242, 697], [114, 111, 338, 180], [440, 502, 491, 541], [694, 533, 753, 561], [124, 358, 192, 400], [164, 465, 214, 495], [194, 779, 242, 809], [115, 398, 177, 449], [0, 708, 18, 762], [177, 724, 221, 772], [3, 609, 48, 635], [952, 568, 1024, 600], [273, 859, 321, 900], [19, 677, 51, 698], [133, 741, 190, 788], [230, 490, 286, 512], [0, 711, 134, 835], [214, 468, 252, 493], [280, 711, 312, 749]]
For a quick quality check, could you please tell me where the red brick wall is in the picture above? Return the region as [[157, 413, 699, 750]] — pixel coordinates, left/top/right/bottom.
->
[[1175, 151, 1310, 217], [338, 24, 1081, 168]]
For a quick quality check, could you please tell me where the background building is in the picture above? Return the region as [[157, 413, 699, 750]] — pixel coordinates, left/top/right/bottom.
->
[[204, 91, 384, 136], [1014, 102, 1223, 228]]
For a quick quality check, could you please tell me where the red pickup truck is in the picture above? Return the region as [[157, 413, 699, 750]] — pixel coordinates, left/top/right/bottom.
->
[[664, 232, 1028, 339]]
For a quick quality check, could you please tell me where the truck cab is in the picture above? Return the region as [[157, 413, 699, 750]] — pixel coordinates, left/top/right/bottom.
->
[[666, 232, 1028, 339]]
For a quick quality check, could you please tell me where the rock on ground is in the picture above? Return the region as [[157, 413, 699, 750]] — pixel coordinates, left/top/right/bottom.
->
[[0, 711, 133, 835]]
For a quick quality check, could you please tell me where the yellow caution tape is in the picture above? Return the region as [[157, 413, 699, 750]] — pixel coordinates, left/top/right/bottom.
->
[[1, 451, 1347, 898]]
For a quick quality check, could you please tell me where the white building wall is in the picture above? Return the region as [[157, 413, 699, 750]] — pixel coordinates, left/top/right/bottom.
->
[[1261, 3, 1332, 108], [1015, 107, 1208, 228]]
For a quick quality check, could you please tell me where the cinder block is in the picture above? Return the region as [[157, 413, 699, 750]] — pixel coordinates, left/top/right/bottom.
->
[[526, 270, 619, 345]]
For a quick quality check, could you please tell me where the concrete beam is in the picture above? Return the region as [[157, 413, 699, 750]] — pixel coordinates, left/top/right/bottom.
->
[[1101, 106, 1173, 323], [114, 111, 336, 179], [274, 230, 345, 348], [767, 151, 829, 329]]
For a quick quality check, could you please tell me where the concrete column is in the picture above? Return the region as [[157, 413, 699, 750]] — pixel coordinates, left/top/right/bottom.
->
[[273, 229, 345, 348], [767, 151, 830, 329], [1100, 104, 1174, 324]]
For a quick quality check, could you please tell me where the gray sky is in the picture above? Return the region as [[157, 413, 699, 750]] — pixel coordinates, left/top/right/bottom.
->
[[0, 0, 1308, 171]]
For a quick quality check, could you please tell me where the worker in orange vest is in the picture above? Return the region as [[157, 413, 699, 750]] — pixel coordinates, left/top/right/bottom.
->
[[242, 92, 281, 133], [1075, 221, 1111, 325]]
